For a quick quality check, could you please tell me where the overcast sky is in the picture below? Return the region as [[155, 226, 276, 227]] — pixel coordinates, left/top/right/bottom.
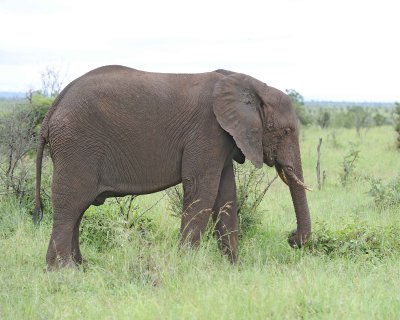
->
[[0, 0, 399, 101]]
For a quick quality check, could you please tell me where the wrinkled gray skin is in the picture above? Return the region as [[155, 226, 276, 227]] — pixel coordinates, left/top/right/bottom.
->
[[34, 66, 311, 269]]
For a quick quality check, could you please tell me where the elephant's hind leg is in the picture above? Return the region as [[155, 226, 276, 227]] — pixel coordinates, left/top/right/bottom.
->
[[71, 213, 84, 265], [47, 177, 95, 270]]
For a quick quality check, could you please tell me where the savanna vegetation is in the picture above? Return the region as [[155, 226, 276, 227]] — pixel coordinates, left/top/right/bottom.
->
[[0, 84, 399, 319]]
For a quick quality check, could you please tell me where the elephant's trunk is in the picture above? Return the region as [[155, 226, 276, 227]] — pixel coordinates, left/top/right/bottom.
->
[[280, 162, 311, 247]]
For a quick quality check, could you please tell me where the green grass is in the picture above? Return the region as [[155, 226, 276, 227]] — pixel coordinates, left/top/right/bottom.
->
[[1, 126, 400, 319]]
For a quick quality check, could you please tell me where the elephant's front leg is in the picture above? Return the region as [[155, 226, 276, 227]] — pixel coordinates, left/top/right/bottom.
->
[[212, 162, 238, 263], [180, 172, 222, 248]]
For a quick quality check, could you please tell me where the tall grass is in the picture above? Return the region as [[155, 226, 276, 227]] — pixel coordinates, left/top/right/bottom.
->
[[1, 125, 399, 319]]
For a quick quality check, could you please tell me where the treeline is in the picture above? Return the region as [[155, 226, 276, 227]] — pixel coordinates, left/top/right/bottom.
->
[[286, 89, 397, 130]]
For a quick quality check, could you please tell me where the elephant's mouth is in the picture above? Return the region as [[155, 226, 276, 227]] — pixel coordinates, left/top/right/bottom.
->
[[275, 164, 312, 191], [263, 153, 275, 167]]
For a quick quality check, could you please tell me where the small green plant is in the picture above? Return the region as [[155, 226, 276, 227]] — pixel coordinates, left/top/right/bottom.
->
[[368, 176, 400, 208], [80, 196, 155, 251], [80, 206, 126, 252], [165, 185, 184, 217], [235, 165, 277, 237], [307, 222, 400, 259], [340, 143, 360, 186]]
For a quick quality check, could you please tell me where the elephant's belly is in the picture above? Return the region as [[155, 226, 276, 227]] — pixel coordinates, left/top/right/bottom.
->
[[98, 153, 183, 196]]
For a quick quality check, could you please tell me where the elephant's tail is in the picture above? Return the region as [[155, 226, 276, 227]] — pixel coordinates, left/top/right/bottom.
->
[[33, 136, 46, 224]]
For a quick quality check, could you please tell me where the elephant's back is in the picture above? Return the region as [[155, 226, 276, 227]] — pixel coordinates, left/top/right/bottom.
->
[[47, 66, 218, 135], [45, 65, 219, 159]]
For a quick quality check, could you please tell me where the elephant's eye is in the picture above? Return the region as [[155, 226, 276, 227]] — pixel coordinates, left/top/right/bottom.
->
[[284, 128, 291, 135]]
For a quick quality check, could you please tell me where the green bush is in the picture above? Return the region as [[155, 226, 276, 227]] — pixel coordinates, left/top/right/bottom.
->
[[0, 92, 54, 207], [80, 197, 155, 252], [30, 91, 53, 126], [368, 176, 400, 208], [285, 89, 314, 126], [235, 165, 277, 237], [316, 109, 331, 128], [80, 206, 126, 252], [332, 110, 355, 129], [340, 143, 360, 186], [373, 113, 387, 126], [0, 105, 39, 205], [348, 106, 372, 137], [165, 185, 183, 217], [307, 222, 400, 259]]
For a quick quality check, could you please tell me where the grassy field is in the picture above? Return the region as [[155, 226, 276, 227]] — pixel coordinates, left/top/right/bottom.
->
[[1, 125, 399, 319]]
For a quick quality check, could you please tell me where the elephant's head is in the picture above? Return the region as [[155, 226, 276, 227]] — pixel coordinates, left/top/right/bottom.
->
[[213, 72, 311, 247]]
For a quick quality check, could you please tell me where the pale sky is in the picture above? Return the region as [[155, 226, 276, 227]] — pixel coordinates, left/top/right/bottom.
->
[[0, 0, 399, 101]]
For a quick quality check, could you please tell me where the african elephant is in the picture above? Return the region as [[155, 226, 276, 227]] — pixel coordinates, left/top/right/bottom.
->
[[33, 65, 311, 269]]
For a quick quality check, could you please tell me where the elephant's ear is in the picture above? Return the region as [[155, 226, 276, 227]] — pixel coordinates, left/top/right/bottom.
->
[[213, 73, 265, 168]]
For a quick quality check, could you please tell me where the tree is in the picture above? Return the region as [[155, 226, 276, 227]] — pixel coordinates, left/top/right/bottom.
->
[[0, 105, 38, 202], [347, 106, 371, 138], [373, 113, 386, 126], [41, 66, 64, 97], [332, 110, 355, 128], [316, 109, 331, 128], [285, 89, 313, 126], [30, 91, 54, 125]]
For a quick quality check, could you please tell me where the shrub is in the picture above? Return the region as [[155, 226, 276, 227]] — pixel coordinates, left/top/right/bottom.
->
[[339, 143, 360, 186], [235, 165, 277, 237], [316, 109, 331, 128], [332, 110, 355, 129], [307, 222, 400, 259], [80, 206, 125, 252], [0, 93, 54, 207], [0, 105, 39, 205], [285, 89, 314, 126], [347, 106, 372, 137], [30, 91, 53, 125], [80, 196, 155, 252], [165, 185, 183, 218], [368, 176, 400, 208], [373, 113, 387, 126]]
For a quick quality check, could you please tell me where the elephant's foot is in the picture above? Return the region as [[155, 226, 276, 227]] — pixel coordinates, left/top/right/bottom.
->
[[46, 255, 79, 271], [72, 251, 85, 266], [288, 229, 310, 248], [219, 243, 238, 263], [216, 230, 238, 264]]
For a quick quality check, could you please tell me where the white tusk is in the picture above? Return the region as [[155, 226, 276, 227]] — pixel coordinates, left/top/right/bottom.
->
[[285, 170, 313, 191], [277, 168, 289, 186]]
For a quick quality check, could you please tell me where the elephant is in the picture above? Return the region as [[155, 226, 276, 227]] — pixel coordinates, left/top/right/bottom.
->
[[33, 65, 311, 269]]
